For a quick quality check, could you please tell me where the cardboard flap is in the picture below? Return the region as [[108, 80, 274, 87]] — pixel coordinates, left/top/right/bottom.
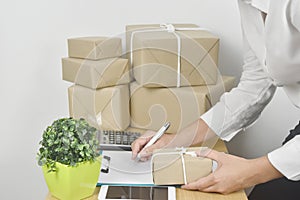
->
[[69, 85, 129, 130], [69, 85, 98, 127], [96, 58, 129, 87], [97, 85, 127, 130], [63, 58, 129, 89], [94, 37, 122, 59], [70, 85, 116, 128]]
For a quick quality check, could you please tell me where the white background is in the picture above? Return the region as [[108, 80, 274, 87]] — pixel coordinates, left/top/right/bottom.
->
[[0, 0, 299, 199]]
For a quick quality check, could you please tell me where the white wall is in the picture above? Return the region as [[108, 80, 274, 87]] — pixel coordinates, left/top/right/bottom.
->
[[1, 0, 298, 199]]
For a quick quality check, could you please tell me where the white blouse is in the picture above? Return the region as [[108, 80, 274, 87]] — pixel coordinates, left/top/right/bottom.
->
[[201, 0, 300, 180]]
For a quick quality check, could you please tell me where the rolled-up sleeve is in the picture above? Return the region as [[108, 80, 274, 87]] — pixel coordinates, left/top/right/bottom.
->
[[201, 29, 276, 141]]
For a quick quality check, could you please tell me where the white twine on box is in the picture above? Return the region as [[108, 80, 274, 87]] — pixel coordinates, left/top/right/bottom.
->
[[130, 23, 211, 88], [177, 147, 188, 185], [151, 147, 199, 185], [96, 112, 102, 126], [174, 147, 199, 184]]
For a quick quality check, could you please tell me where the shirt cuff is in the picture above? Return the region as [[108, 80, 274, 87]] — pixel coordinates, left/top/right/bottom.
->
[[268, 135, 300, 181], [200, 102, 242, 142]]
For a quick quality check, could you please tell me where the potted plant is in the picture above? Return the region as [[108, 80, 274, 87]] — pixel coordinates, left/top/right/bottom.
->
[[37, 117, 101, 200]]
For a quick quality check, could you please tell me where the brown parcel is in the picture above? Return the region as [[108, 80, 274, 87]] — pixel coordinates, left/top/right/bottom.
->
[[68, 84, 130, 130], [152, 147, 212, 185], [68, 37, 122, 60], [130, 76, 236, 133], [62, 57, 130, 89], [126, 24, 219, 87]]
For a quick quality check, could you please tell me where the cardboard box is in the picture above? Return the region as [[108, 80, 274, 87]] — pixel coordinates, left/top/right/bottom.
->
[[152, 147, 212, 185], [130, 76, 235, 133], [68, 84, 130, 130], [68, 37, 122, 60], [62, 57, 130, 89], [126, 24, 219, 87]]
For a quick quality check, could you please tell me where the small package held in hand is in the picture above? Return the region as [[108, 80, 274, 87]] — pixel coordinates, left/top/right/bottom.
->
[[151, 147, 212, 185]]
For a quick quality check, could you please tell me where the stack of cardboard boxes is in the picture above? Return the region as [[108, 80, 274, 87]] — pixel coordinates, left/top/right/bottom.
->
[[62, 25, 236, 134], [61, 24, 237, 185], [126, 24, 236, 133], [62, 37, 131, 130]]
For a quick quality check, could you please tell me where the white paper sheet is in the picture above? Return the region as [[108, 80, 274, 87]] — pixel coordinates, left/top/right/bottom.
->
[[98, 151, 154, 185]]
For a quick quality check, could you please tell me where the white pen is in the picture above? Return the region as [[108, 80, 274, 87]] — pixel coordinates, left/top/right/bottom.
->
[[137, 122, 171, 160]]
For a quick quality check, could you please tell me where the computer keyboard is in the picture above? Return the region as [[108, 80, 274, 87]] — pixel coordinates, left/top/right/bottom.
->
[[98, 130, 142, 151]]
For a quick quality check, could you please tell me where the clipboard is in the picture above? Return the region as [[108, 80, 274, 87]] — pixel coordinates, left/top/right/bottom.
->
[[97, 151, 154, 186]]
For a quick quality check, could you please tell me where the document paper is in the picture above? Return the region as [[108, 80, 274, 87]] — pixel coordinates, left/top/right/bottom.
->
[[98, 151, 154, 185]]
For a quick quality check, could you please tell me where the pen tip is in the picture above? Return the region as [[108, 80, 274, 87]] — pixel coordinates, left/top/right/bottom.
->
[[165, 122, 171, 127]]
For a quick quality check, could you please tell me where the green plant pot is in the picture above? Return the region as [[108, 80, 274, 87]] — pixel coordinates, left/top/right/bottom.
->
[[42, 158, 101, 200]]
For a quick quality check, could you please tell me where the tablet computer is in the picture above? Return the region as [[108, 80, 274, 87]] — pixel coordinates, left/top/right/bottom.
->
[[98, 185, 176, 200]]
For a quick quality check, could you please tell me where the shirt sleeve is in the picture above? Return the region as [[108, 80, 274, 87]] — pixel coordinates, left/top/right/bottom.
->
[[268, 135, 300, 181], [200, 26, 276, 141], [291, 0, 300, 31], [269, 0, 300, 180]]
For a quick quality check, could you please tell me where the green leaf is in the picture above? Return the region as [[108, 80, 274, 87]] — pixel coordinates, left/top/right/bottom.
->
[[79, 151, 84, 157], [78, 144, 84, 151]]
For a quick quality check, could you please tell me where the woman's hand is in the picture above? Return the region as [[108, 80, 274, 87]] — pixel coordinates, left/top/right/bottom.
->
[[131, 119, 218, 161], [131, 130, 175, 161], [182, 149, 283, 194]]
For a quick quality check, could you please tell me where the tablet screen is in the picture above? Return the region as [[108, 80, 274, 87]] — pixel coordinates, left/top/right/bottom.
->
[[105, 186, 169, 200]]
